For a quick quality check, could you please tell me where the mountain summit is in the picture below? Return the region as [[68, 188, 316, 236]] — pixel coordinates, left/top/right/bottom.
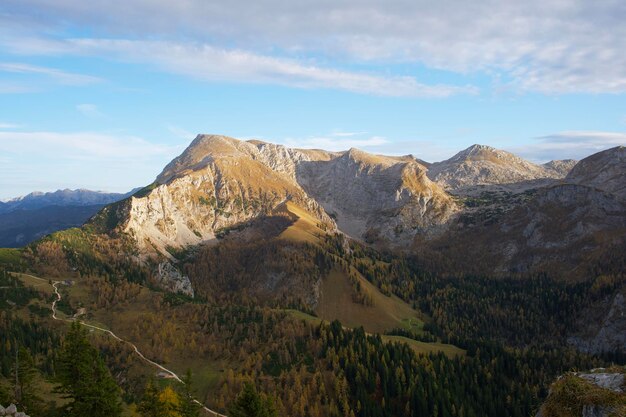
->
[[427, 144, 571, 191]]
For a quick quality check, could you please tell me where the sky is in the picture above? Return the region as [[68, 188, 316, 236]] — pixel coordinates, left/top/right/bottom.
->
[[0, 0, 625, 200]]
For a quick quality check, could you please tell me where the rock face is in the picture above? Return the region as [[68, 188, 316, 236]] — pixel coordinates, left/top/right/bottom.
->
[[120, 135, 333, 254], [425, 183, 626, 276], [427, 144, 565, 192], [566, 146, 626, 200], [155, 261, 194, 297], [296, 148, 456, 244], [0, 403, 30, 417], [108, 135, 457, 255], [578, 372, 624, 392], [568, 290, 626, 354], [543, 159, 578, 177]]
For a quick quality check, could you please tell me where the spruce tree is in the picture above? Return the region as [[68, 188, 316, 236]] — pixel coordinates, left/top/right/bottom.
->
[[138, 379, 162, 417], [178, 369, 201, 417], [11, 346, 41, 413], [228, 382, 278, 417], [56, 321, 122, 417]]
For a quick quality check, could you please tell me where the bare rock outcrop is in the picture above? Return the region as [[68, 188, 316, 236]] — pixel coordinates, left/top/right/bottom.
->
[[566, 146, 626, 201], [427, 144, 566, 192]]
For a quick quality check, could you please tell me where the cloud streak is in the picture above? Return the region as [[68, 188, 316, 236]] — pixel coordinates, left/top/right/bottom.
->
[[0, 62, 102, 85], [278, 133, 389, 151], [510, 131, 626, 161], [3, 38, 477, 97]]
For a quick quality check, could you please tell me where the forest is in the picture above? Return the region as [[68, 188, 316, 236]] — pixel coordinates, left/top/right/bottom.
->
[[0, 228, 624, 416]]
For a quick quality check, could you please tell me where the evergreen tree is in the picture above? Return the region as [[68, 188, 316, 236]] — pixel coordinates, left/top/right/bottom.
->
[[138, 379, 162, 417], [228, 382, 278, 417], [11, 346, 41, 413], [56, 321, 122, 417], [178, 369, 201, 417]]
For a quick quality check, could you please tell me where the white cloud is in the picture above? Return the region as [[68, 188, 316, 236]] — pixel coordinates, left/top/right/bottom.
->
[[510, 131, 626, 161], [2, 0, 625, 94], [0, 62, 102, 85], [76, 103, 105, 118], [278, 134, 389, 151], [4, 38, 476, 98], [0, 122, 21, 129]]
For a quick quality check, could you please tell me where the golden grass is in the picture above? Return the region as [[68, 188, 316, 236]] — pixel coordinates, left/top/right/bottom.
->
[[316, 268, 424, 334], [14, 272, 55, 295], [381, 335, 465, 358], [278, 202, 324, 245]]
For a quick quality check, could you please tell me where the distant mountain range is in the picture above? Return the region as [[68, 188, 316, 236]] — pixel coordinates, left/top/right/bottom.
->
[[0, 188, 139, 247]]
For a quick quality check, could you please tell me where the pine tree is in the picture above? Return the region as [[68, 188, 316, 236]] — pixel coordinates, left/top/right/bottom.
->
[[11, 346, 41, 413], [178, 369, 201, 417], [56, 321, 122, 417], [138, 379, 162, 417], [228, 382, 278, 417]]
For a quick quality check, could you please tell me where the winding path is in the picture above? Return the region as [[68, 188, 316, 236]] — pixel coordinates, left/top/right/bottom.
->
[[24, 273, 226, 417]]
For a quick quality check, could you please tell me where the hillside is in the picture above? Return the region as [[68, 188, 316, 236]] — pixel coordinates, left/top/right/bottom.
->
[[566, 146, 626, 200]]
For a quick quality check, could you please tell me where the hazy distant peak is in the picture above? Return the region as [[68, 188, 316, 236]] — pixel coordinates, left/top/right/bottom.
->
[[542, 159, 578, 176]]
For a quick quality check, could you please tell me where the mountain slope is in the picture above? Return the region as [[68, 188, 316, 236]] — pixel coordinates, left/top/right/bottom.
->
[[427, 144, 566, 192], [296, 147, 456, 244], [566, 146, 626, 200], [423, 184, 626, 277], [116, 135, 333, 255], [542, 159, 578, 177]]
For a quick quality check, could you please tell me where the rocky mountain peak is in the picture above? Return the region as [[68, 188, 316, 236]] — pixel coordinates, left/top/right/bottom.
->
[[542, 159, 578, 176], [427, 144, 565, 191], [156, 134, 257, 184]]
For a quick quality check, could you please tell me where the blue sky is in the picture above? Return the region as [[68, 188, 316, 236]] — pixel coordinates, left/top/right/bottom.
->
[[0, 0, 625, 199]]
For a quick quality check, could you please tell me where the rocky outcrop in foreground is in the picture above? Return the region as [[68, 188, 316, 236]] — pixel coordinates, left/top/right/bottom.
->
[[0, 404, 30, 417], [536, 368, 625, 417]]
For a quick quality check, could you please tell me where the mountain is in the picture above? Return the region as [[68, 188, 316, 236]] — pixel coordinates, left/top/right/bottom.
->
[[542, 159, 578, 176], [0, 205, 107, 248], [0, 188, 139, 247], [99, 134, 457, 255], [427, 144, 569, 192], [423, 183, 626, 277], [0, 188, 138, 214], [565, 146, 626, 200]]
